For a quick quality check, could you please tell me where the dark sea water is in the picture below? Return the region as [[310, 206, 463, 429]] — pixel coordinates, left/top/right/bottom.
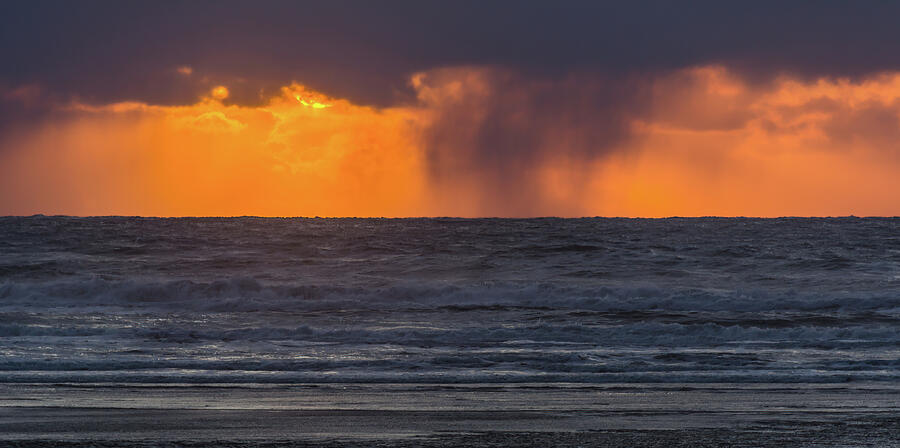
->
[[2, 216, 898, 385], [1, 216, 899, 445]]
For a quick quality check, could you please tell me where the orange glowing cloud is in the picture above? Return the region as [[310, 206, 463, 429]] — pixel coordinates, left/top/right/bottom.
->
[[210, 85, 230, 100], [1, 66, 899, 217], [0, 85, 427, 216], [589, 67, 900, 217]]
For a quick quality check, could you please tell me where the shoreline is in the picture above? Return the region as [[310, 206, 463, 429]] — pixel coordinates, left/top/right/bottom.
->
[[1, 382, 899, 445], [2, 409, 898, 447]]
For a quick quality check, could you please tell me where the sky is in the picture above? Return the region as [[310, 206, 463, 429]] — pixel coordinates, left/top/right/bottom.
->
[[1, 0, 899, 217]]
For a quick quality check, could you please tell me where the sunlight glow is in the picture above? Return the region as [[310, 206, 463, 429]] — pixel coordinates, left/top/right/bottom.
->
[[2, 66, 899, 217], [295, 94, 332, 109], [211, 86, 229, 100]]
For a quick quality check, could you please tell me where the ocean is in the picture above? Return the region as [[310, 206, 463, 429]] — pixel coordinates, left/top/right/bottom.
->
[[1, 216, 899, 446]]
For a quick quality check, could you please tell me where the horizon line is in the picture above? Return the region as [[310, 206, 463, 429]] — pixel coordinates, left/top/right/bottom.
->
[[3, 214, 898, 220]]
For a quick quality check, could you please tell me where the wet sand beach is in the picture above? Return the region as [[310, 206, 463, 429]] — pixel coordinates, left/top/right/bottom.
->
[[1, 383, 899, 446]]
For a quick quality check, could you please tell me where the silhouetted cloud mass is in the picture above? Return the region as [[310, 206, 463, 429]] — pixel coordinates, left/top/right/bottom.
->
[[5, 1, 900, 107]]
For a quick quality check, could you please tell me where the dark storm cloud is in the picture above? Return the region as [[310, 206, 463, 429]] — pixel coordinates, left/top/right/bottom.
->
[[416, 68, 653, 215], [3, 0, 900, 108]]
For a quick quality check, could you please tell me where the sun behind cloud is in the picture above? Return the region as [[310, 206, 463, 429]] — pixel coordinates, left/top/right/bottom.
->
[[294, 94, 332, 109]]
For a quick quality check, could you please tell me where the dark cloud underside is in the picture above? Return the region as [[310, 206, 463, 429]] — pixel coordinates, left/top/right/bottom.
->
[[3, 0, 900, 107]]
